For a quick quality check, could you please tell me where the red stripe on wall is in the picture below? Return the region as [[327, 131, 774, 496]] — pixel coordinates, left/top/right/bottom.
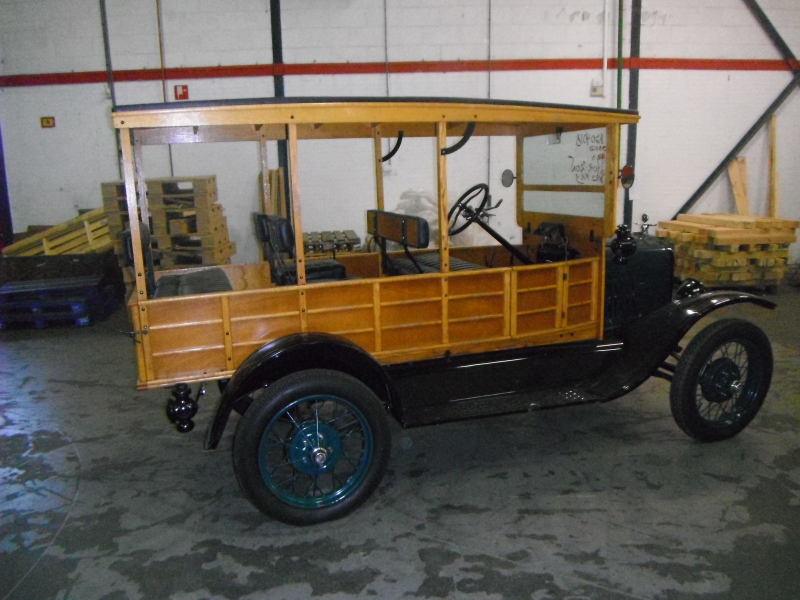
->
[[1, 58, 797, 88], [631, 58, 800, 71]]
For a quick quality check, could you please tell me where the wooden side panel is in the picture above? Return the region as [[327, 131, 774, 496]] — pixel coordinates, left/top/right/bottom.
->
[[564, 259, 598, 328], [228, 288, 302, 366], [136, 257, 602, 388], [382, 323, 442, 351], [305, 283, 377, 350], [379, 275, 443, 351], [335, 253, 381, 279], [449, 317, 505, 344], [448, 270, 506, 344], [232, 315, 299, 347], [381, 299, 441, 327], [147, 295, 222, 327], [306, 282, 373, 310], [380, 275, 441, 303], [145, 295, 229, 381], [514, 263, 560, 336], [152, 348, 228, 381]]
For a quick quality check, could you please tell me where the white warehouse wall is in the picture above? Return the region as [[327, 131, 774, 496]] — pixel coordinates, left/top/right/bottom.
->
[[0, 0, 799, 264]]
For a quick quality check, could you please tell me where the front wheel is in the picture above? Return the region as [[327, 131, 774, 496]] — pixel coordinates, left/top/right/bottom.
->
[[233, 369, 391, 525], [670, 318, 772, 442]]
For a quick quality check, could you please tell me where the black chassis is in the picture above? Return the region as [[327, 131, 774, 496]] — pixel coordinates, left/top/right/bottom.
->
[[204, 288, 775, 450]]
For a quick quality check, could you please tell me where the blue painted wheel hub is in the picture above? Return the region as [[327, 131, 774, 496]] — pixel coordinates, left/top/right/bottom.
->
[[258, 395, 373, 509], [289, 422, 343, 476]]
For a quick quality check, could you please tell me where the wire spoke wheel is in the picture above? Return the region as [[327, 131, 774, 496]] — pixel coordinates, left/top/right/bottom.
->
[[671, 319, 772, 442], [233, 370, 391, 525], [259, 395, 372, 509], [695, 342, 751, 426]]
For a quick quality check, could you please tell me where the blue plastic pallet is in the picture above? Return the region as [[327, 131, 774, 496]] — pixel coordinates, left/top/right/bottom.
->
[[0, 275, 116, 330]]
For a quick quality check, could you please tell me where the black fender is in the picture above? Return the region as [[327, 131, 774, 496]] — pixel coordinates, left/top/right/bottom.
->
[[204, 332, 395, 450], [584, 290, 775, 402]]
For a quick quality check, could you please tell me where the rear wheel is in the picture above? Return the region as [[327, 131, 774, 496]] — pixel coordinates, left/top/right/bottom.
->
[[233, 369, 391, 525], [670, 318, 772, 442]]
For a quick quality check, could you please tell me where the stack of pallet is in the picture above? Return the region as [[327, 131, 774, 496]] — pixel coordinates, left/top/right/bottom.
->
[[0, 275, 118, 329], [147, 177, 235, 268], [1, 210, 123, 328], [1, 207, 111, 257], [102, 176, 235, 273], [657, 213, 798, 288]]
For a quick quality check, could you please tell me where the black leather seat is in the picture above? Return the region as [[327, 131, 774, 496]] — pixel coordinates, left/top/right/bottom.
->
[[253, 212, 347, 286], [391, 253, 484, 275], [366, 209, 482, 275], [120, 228, 233, 298], [152, 268, 233, 298]]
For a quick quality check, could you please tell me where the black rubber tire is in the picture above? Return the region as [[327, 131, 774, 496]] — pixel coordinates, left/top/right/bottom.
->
[[670, 318, 772, 442], [232, 369, 391, 525]]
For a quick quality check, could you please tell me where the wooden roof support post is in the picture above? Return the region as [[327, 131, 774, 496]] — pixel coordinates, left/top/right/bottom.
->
[[120, 129, 147, 300], [259, 126, 270, 213], [133, 135, 149, 223], [604, 124, 621, 238], [287, 123, 306, 286], [258, 126, 270, 261], [436, 122, 450, 271], [372, 124, 385, 211], [436, 121, 450, 346]]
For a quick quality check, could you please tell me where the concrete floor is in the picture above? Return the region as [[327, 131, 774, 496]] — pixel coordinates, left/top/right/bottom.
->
[[2, 288, 800, 600]]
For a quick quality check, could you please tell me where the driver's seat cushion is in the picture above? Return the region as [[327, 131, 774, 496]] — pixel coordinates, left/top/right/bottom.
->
[[391, 253, 484, 275], [154, 268, 233, 298]]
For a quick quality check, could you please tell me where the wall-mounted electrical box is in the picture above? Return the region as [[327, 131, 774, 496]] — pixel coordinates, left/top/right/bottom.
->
[[174, 85, 189, 101]]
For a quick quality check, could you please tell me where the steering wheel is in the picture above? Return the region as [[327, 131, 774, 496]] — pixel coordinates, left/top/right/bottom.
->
[[448, 183, 490, 236]]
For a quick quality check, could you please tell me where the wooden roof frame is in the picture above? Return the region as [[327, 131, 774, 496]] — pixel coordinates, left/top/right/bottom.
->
[[114, 97, 639, 301]]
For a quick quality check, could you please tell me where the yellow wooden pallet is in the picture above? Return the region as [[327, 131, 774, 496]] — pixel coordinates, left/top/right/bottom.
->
[[2, 207, 112, 257], [663, 213, 797, 288]]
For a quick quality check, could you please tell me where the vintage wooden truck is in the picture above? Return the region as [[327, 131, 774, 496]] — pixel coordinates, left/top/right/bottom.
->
[[114, 97, 774, 525]]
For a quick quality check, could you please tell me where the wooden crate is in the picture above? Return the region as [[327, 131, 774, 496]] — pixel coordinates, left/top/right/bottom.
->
[[154, 231, 232, 252], [146, 176, 217, 197], [102, 176, 221, 227], [155, 203, 227, 236], [2, 207, 112, 257], [104, 195, 226, 239], [161, 241, 237, 268], [101, 176, 234, 274], [146, 177, 218, 210], [658, 213, 798, 288]]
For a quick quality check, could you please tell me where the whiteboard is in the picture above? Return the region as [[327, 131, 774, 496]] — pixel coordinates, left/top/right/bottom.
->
[[523, 191, 605, 218], [522, 127, 606, 186]]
